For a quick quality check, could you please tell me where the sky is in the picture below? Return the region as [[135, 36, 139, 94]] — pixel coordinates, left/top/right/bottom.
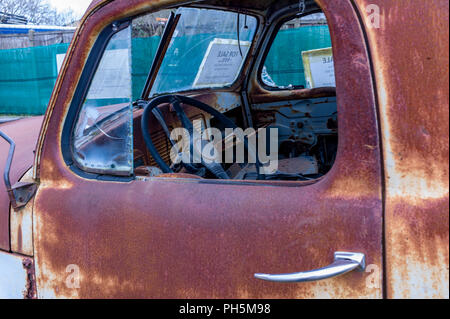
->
[[47, 0, 93, 20]]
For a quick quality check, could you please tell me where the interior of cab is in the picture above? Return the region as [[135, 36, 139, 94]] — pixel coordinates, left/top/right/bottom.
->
[[70, 0, 338, 183]]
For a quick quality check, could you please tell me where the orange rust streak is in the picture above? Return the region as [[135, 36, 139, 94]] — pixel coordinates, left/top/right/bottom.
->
[[354, 0, 449, 298]]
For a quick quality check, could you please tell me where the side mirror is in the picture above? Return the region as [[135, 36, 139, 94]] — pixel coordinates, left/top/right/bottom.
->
[[0, 130, 37, 210]]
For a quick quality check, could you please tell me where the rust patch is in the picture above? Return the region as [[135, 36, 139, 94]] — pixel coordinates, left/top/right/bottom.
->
[[22, 258, 37, 299], [250, 86, 336, 104], [355, 0, 449, 298]]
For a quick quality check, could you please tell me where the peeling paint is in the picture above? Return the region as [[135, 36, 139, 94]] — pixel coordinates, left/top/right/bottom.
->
[[355, 0, 449, 298]]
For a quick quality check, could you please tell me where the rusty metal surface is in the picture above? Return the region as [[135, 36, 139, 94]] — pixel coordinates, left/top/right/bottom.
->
[[10, 168, 35, 256], [22, 257, 37, 299], [354, 0, 449, 298], [193, 92, 243, 113], [0, 116, 43, 251], [155, 173, 203, 179], [31, 0, 383, 298], [250, 87, 336, 104]]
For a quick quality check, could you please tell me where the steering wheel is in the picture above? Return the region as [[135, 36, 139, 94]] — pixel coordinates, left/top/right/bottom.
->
[[141, 95, 253, 179]]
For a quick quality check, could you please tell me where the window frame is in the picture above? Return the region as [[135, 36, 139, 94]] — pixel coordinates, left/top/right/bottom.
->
[[61, 8, 262, 181], [61, 19, 135, 182]]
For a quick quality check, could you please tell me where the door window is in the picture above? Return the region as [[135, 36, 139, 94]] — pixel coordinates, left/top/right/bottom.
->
[[261, 13, 334, 89]]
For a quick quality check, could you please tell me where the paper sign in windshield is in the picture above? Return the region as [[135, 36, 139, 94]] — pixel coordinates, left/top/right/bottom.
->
[[302, 47, 336, 88], [193, 38, 251, 88]]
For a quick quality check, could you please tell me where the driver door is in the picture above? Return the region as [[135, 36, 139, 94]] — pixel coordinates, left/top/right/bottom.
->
[[32, 0, 383, 298]]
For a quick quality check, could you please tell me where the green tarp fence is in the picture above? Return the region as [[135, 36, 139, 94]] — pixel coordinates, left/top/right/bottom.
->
[[0, 43, 69, 115], [0, 25, 330, 115], [265, 26, 332, 87]]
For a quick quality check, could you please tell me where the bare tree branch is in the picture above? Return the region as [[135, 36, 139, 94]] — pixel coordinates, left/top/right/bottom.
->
[[0, 0, 77, 25]]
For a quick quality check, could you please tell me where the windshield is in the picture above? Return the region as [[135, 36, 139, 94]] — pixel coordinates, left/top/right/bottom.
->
[[149, 7, 257, 96]]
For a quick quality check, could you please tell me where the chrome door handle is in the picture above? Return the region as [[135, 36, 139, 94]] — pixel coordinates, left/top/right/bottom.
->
[[254, 252, 365, 282]]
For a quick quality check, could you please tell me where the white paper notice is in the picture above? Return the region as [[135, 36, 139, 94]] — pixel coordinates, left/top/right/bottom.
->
[[193, 38, 251, 88], [302, 47, 336, 88]]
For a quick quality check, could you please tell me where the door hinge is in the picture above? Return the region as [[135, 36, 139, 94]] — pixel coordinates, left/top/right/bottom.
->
[[8, 182, 37, 210]]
